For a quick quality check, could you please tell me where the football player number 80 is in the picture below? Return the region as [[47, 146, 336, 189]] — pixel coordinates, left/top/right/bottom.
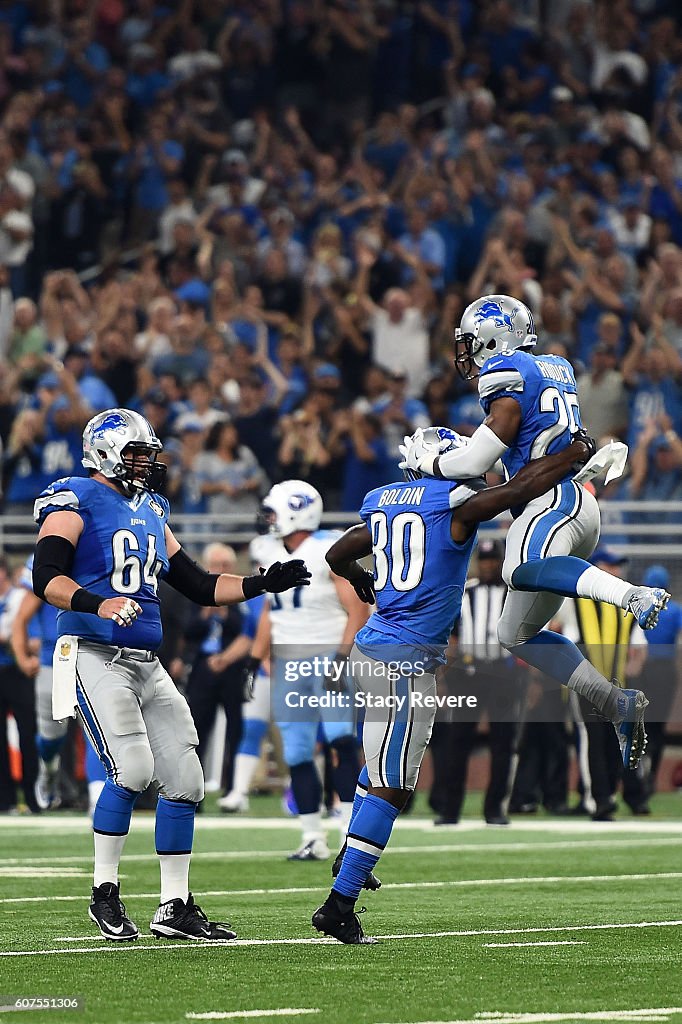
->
[[370, 511, 426, 593], [110, 529, 162, 595]]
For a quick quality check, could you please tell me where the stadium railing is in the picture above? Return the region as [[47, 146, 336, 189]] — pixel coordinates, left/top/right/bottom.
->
[[2, 504, 681, 556]]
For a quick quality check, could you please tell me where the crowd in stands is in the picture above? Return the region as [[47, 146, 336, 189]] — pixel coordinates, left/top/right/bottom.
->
[[0, 0, 681, 516]]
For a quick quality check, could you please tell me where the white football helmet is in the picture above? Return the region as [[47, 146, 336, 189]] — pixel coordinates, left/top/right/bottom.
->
[[454, 294, 537, 379], [82, 408, 165, 495], [401, 426, 470, 481], [259, 480, 323, 538]]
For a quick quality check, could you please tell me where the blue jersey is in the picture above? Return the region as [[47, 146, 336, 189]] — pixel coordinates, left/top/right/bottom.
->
[[355, 477, 481, 668], [20, 556, 59, 666], [34, 476, 170, 651], [478, 351, 583, 479]]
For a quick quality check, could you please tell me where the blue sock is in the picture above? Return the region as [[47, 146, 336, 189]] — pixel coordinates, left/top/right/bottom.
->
[[240, 718, 268, 757], [515, 630, 585, 685], [155, 797, 196, 855], [348, 765, 369, 833], [289, 761, 322, 815], [512, 556, 593, 597], [333, 794, 400, 902], [330, 735, 360, 803], [36, 734, 65, 763], [93, 779, 138, 836]]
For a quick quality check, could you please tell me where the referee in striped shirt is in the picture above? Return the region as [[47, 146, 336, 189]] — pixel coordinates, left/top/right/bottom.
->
[[429, 540, 525, 826]]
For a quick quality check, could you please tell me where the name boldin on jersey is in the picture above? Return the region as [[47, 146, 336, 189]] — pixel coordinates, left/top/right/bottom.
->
[[377, 485, 425, 507]]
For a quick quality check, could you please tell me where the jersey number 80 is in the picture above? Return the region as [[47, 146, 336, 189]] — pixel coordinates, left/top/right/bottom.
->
[[370, 511, 426, 593]]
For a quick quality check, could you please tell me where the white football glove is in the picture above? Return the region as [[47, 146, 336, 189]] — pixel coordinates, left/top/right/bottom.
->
[[398, 428, 459, 475]]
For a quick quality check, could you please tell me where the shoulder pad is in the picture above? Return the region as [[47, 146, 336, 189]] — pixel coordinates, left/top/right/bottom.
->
[[478, 354, 526, 400], [449, 477, 487, 509], [33, 477, 86, 524]]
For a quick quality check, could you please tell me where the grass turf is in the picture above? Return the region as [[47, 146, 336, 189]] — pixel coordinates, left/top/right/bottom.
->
[[1, 794, 682, 1024]]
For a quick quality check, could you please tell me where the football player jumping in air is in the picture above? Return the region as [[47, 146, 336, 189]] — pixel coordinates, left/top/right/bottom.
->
[[32, 409, 310, 942], [312, 427, 593, 943], [400, 294, 669, 770]]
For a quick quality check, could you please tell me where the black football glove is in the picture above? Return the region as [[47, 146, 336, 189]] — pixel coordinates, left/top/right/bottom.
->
[[570, 427, 597, 467], [241, 655, 261, 702], [242, 559, 312, 599], [348, 568, 376, 605]]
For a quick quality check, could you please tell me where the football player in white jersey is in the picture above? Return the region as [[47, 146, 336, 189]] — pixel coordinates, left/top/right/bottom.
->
[[248, 480, 370, 860]]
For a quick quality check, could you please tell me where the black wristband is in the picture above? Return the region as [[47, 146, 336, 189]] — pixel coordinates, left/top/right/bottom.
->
[[242, 574, 266, 600], [71, 588, 106, 615]]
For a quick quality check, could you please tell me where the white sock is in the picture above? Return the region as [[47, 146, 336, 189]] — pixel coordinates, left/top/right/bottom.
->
[[159, 853, 191, 904], [93, 831, 127, 888], [338, 801, 353, 843], [231, 753, 260, 798], [300, 811, 323, 844], [88, 780, 105, 818], [576, 566, 633, 608]]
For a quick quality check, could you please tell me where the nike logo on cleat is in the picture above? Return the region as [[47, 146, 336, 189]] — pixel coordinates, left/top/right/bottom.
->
[[104, 922, 124, 934]]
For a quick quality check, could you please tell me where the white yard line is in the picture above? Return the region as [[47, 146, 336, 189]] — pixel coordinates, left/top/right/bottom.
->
[[5, 870, 682, 907], [4, 919, 682, 957], [482, 940, 587, 948], [0, 815, 681, 834], [185, 1011, 320, 1020], [372, 1010, 682, 1024], [3, 835, 682, 869]]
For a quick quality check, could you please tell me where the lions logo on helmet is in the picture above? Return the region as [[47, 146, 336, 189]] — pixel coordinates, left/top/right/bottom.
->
[[258, 480, 323, 538], [82, 408, 166, 496], [474, 299, 519, 334], [454, 293, 537, 380]]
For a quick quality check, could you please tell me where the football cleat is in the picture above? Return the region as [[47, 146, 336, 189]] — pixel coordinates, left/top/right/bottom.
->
[[627, 587, 670, 630], [312, 896, 377, 944], [34, 757, 61, 811], [332, 843, 381, 890], [150, 893, 236, 941], [216, 791, 249, 814], [88, 883, 139, 941], [287, 838, 330, 861], [614, 688, 649, 770]]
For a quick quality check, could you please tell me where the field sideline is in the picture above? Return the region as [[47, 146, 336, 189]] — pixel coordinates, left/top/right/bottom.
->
[[2, 798, 682, 1024]]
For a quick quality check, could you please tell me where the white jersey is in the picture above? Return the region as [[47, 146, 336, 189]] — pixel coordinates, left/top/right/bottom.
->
[[252, 531, 348, 647]]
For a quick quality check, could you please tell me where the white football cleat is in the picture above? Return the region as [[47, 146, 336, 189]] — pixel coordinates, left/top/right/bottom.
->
[[627, 587, 670, 630], [217, 791, 249, 814], [287, 838, 330, 861]]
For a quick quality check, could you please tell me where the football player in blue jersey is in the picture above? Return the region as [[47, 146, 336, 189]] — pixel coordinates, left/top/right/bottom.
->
[[32, 408, 310, 942], [312, 426, 593, 943], [400, 294, 669, 771]]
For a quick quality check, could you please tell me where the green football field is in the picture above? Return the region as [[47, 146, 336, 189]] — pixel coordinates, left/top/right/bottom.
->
[[2, 795, 682, 1024]]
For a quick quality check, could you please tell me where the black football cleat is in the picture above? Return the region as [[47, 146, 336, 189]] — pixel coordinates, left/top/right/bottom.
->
[[88, 883, 139, 941], [332, 843, 382, 890], [150, 892, 236, 940], [312, 894, 377, 944]]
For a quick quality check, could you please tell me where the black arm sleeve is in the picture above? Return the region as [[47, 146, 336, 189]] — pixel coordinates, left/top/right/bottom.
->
[[165, 548, 220, 606], [32, 535, 76, 600]]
